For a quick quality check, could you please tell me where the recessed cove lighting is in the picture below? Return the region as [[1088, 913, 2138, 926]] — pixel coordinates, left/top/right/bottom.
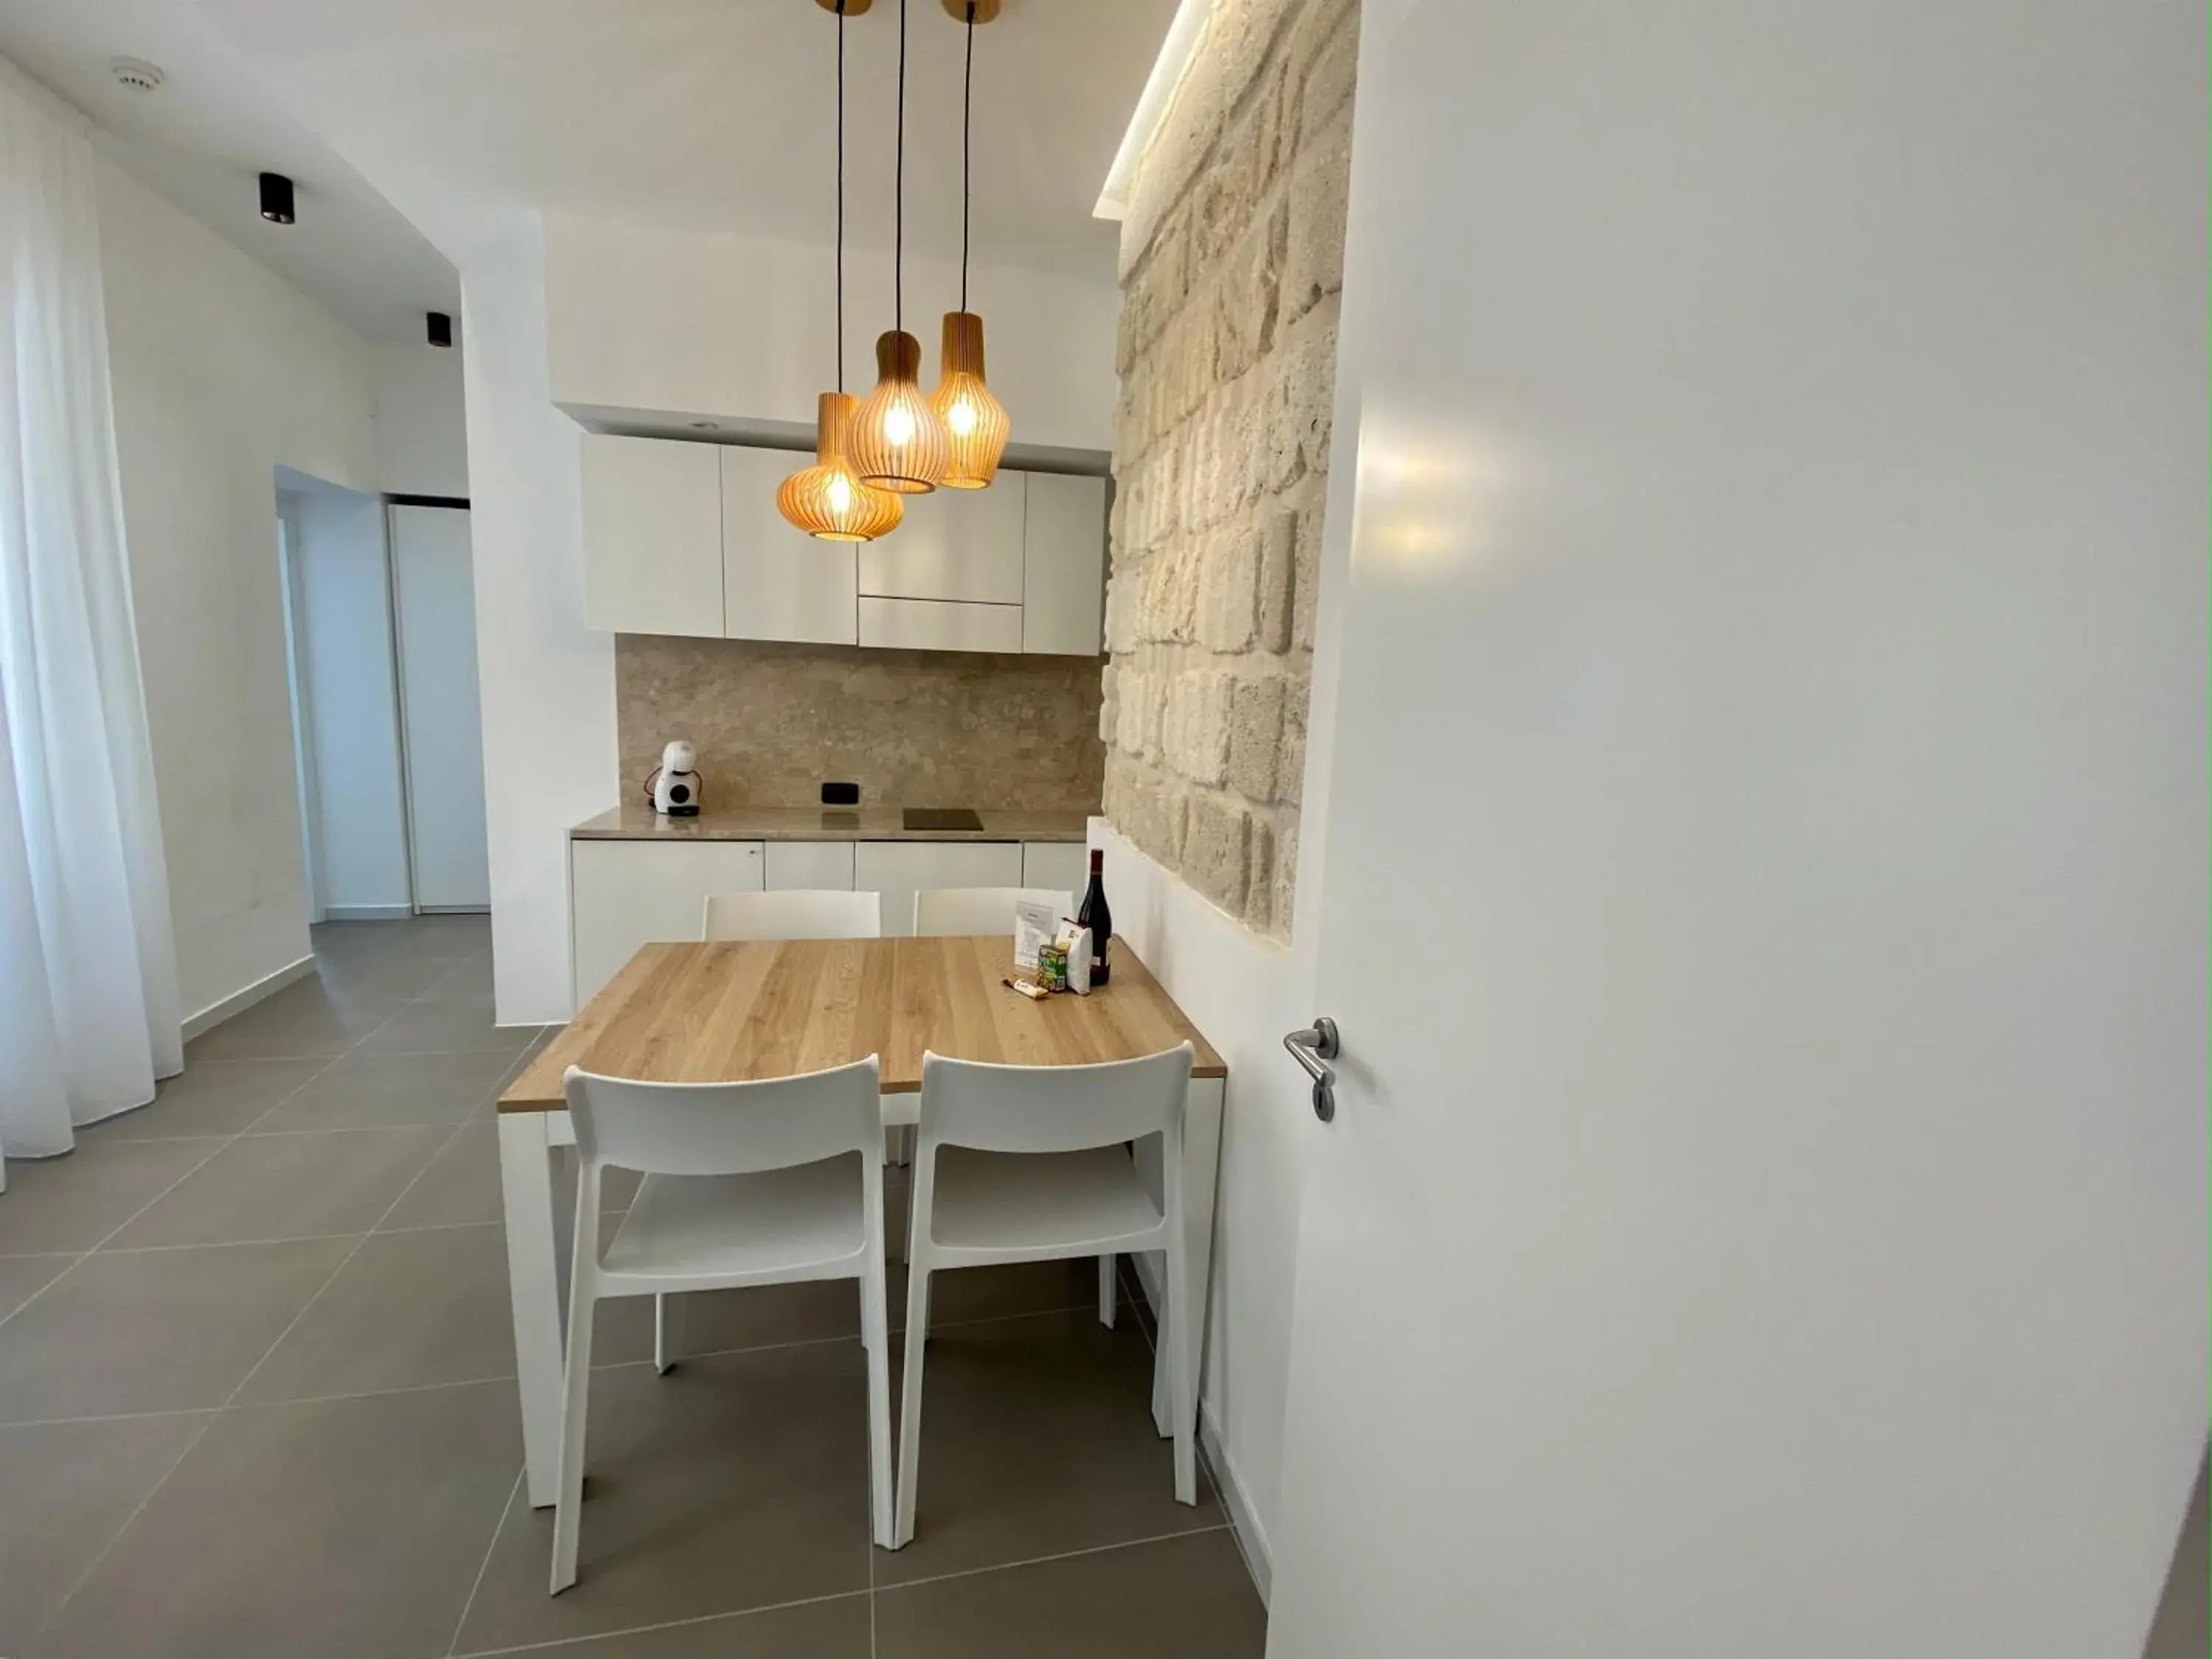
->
[[1096, 0, 1210, 220], [110, 57, 166, 93], [259, 172, 296, 224]]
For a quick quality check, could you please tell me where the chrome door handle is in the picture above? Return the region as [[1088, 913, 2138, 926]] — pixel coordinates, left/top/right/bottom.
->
[[1284, 1018, 1341, 1123]]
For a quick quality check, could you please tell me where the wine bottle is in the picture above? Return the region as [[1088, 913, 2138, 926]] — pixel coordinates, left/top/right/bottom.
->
[[1075, 848, 1112, 986]]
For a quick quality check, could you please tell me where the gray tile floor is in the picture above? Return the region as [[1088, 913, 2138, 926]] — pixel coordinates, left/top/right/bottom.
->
[[0, 917, 1265, 1659]]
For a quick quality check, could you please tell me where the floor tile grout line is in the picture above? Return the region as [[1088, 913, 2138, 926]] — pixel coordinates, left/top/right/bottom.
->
[[218, 1057, 524, 1411], [0, 1296, 1121, 1429], [877, 1521, 1234, 1599], [29, 1409, 220, 1645], [26, 948, 466, 1638], [445, 1462, 526, 1658], [19, 1211, 506, 1262], [0, 1298, 1122, 1429], [0, 1375, 517, 1430], [448, 1587, 876, 1659], [0, 1018, 365, 1336]]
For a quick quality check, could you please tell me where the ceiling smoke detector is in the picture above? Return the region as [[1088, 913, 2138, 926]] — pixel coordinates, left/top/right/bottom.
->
[[110, 58, 166, 94]]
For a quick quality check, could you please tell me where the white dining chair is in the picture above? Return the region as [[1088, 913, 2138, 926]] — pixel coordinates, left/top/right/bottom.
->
[[702, 888, 883, 941], [551, 1057, 894, 1592], [911, 886, 1074, 938], [909, 883, 1108, 1304], [665, 886, 891, 1351], [893, 1043, 1197, 1548]]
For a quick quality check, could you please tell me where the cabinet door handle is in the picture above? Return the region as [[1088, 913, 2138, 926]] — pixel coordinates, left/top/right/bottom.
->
[[1283, 1018, 1341, 1123]]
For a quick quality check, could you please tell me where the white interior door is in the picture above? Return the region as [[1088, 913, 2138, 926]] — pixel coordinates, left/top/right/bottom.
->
[[390, 504, 491, 911], [1268, 4, 2207, 1657]]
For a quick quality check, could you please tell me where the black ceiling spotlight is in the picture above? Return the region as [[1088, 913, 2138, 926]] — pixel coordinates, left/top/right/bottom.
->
[[427, 312, 453, 349], [258, 172, 295, 224]]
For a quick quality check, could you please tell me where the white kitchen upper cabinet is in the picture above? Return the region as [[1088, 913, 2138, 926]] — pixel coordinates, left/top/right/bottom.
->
[[720, 446, 860, 645], [578, 434, 724, 636], [568, 838, 764, 1007], [1021, 473, 1108, 655], [857, 473, 1025, 605], [857, 597, 1023, 654], [855, 841, 1026, 937]]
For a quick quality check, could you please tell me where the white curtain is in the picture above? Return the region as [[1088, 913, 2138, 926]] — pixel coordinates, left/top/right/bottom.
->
[[0, 70, 182, 1185]]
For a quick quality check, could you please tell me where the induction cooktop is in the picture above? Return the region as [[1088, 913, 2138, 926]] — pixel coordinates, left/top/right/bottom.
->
[[902, 807, 984, 832]]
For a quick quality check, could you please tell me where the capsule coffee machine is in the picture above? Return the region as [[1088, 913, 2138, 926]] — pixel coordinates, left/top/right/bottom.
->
[[646, 740, 703, 818]]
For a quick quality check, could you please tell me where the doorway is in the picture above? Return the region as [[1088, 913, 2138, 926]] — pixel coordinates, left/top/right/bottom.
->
[[274, 470, 489, 919]]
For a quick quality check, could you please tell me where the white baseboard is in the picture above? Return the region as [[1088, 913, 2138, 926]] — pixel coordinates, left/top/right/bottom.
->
[[1129, 1251, 1275, 1606], [181, 954, 316, 1041], [321, 904, 413, 921]]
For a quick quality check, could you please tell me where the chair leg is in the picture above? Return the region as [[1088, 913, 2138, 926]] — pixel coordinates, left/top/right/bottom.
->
[[861, 1264, 894, 1548], [549, 1290, 598, 1593], [1098, 1254, 1116, 1328], [894, 1264, 931, 1548], [1166, 1251, 1197, 1506], [653, 1293, 673, 1375], [1150, 1270, 1172, 1438]]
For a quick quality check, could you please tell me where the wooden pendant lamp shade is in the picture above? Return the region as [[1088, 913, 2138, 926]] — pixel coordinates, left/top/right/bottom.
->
[[852, 330, 950, 493], [929, 312, 1010, 488], [779, 392, 904, 541]]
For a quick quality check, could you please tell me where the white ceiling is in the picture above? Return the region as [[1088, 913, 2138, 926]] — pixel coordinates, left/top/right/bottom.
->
[[0, 0, 460, 341], [186, 0, 1178, 279]]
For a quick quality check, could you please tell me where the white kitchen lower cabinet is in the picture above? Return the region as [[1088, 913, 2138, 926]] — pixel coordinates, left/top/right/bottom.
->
[[569, 838, 764, 1007], [857, 597, 1023, 655], [854, 841, 1026, 937], [764, 841, 857, 892], [1020, 840, 1091, 900]]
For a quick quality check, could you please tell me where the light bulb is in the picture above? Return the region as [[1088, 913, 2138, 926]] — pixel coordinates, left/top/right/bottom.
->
[[828, 473, 853, 514], [883, 406, 915, 448], [947, 397, 978, 437]]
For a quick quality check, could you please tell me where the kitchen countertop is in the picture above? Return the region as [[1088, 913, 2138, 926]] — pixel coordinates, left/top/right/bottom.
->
[[570, 804, 1093, 844]]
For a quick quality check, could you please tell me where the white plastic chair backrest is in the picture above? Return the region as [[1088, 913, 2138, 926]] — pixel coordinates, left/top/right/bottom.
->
[[563, 1057, 881, 1176], [911, 887, 1076, 938], [701, 889, 882, 941], [916, 1045, 1193, 1156]]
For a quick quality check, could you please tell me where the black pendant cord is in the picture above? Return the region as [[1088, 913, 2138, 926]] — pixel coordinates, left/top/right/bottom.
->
[[960, 1, 974, 311], [835, 1, 846, 392], [894, 0, 907, 335]]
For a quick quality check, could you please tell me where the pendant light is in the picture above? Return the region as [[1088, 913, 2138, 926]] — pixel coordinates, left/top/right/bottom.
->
[[852, 0, 951, 493], [779, 0, 903, 543], [929, 0, 1010, 488]]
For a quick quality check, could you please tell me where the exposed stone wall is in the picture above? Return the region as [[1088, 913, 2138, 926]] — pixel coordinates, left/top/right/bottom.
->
[[1100, 0, 1355, 939]]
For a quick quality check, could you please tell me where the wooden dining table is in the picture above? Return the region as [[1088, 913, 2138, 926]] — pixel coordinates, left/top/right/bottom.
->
[[495, 935, 1228, 1509]]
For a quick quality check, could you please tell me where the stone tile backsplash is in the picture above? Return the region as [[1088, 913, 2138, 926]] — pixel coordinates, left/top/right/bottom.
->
[[615, 634, 1106, 813]]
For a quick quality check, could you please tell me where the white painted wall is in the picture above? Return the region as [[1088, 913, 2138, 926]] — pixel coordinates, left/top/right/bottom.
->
[[288, 481, 409, 917], [374, 341, 470, 498], [1259, 0, 2208, 1653], [456, 215, 618, 1023], [1090, 817, 1312, 1601], [543, 212, 1119, 450], [98, 158, 380, 1022]]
